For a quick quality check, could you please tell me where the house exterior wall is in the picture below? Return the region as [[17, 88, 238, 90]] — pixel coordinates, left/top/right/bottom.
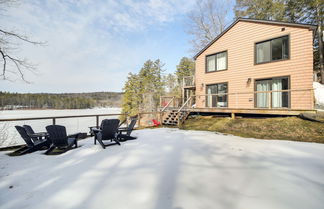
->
[[195, 21, 314, 110]]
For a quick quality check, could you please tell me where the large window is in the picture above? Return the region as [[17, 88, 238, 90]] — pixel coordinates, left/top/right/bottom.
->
[[255, 77, 289, 108], [256, 36, 289, 64], [206, 51, 227, 72], [206, 83, 228, 107]]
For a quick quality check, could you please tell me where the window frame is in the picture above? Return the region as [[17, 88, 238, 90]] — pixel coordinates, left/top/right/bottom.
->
[[254, 35, 290, 65], [205, 50, 228, 73], [205, 82, 229, 108], [254, 75, 291, 109]]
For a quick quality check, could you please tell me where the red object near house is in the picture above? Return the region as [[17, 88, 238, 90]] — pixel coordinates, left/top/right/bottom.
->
[[152, 119, 160, 127]]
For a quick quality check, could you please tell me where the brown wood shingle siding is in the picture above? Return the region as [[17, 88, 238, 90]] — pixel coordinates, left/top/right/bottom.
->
[[195, 21, 314, 110]]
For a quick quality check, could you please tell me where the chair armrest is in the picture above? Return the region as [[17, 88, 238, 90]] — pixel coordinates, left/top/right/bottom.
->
[[68, 132, 81, 139], [89, 126, 99, 129], [91, 128, 101, 132], [118, 127, 128, 131]]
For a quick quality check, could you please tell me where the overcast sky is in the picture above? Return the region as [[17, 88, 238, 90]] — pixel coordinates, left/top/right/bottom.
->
[[0, 0, 233, 93]]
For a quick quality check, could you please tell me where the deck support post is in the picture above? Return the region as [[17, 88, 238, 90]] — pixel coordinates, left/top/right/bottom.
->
[[96, 115, 99, 128], [137, 113, 141, 127], [231, 113, 235, 119], [52, 118, 56, 125]]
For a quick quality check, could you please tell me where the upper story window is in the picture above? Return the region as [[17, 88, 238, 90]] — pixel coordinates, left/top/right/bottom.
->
[[206, 51, 227, 72], [256, 35, 289, 64]]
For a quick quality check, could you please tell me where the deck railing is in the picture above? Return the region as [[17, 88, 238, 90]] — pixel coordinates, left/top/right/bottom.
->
[[0, 112, 163, 148], [160, 88, 314, 110], [160, 96, 183, 111], [183, 76, 195, 88]]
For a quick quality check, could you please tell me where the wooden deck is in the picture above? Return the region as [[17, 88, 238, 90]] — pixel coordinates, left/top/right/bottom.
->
[[164, 107, 316, 116]]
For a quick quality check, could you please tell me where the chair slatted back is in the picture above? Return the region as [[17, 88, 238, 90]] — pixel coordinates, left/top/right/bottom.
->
[[101, 119, 120, 140], [46, 125, 68, 147], [126, 119, 137, 136], [15, 126, 34, 147], [23, 125, 38, 141], [23, 125, 35, 135]]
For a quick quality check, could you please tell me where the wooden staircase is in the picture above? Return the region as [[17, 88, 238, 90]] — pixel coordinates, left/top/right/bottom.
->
[[160, 96, 192, 126], [162, 110, 190, 126]]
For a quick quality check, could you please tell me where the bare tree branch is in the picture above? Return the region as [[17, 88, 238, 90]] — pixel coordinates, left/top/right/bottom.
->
[[0, 29, 44, 45], [186, 0, 232, 54], [0, 0, 44, 82]]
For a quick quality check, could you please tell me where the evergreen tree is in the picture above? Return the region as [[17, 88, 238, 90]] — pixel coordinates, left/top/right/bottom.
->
[[121, 59, 165, 117], [176, 57, 195, 85], [235, 0, 286, 20]]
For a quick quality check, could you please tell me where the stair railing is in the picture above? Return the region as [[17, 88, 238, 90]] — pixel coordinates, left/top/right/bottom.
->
[[161, 96, 175, 112], [177, 96, 192, 113]]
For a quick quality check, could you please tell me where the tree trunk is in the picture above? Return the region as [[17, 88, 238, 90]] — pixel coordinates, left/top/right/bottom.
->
[[317, 5, 324, 84]]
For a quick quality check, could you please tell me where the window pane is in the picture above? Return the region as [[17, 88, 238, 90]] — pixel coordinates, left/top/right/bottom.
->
[[216, 52, 227, 70], [206, 84, 217, 107], [282, 36, 289, 59], [272, 78, 283, 107], [206, 84, 227, 108], [272, 38, 283, 60], [256, 77, 289, 108], [256, 80, 270, 108], [217, 83, 228, 107], [256, 41, 270, 63], [272, 78, 289, 108], [207, 55, 216, 72]]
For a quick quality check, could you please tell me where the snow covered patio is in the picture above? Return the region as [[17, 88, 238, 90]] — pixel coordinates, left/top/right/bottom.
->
[[1, 128, 324, 209]]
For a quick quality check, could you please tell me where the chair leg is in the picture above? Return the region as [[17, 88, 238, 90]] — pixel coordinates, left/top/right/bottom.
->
[[114, 138, 121, 146], [19, 147, 34, 155], [44, 145, 56, 155], [97, 138, 106, 149]]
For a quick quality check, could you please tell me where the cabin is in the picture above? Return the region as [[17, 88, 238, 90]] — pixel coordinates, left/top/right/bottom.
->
[[161, 18, 317, 125]]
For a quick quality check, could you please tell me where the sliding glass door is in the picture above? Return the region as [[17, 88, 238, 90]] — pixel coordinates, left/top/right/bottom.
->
[[255, 77, 289, 108], [206, 83, 228, 108]]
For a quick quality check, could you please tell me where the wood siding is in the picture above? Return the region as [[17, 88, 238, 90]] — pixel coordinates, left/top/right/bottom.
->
[[195, 21, 314, 110]]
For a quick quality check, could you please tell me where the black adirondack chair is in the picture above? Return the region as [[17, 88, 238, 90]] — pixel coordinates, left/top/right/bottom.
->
[[118, 119, 137, 142], [89, 118, 127, 137], [23, 125, 45, 142], [94, 119, 121, 149], [45, 125, 79, 154], [13, 126, 50, 155]]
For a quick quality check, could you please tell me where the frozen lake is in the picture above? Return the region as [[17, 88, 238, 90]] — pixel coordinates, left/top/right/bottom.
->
[[0, 108, 121, 148]]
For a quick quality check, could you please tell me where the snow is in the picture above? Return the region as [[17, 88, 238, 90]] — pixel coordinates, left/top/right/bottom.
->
[[0, 108, 121, 148], [1, 128, 324, 209], [313, 82, 324, 107]]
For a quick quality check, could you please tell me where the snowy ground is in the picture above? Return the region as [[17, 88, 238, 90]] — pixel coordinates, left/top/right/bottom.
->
[[0, 108, 121, 147], [1, 128, 324, 209]]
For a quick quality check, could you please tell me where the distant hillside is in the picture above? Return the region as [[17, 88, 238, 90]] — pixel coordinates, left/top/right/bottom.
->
[[0, 91, 123, 110]]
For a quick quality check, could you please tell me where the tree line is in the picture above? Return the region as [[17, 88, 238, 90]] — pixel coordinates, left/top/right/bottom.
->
[[0, 92, 123, 110], [121, 58, 195, 117]]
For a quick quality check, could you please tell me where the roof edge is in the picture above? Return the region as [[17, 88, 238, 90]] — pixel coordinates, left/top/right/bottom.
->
[[193, 18, 317, 60]]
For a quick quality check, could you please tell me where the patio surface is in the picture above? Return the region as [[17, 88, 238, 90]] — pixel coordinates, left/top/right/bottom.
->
[[1, 128, 324, 209]]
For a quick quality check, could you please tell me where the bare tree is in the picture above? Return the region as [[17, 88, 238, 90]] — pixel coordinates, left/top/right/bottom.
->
[[187, 0, 232, 54], [0, 0, 43, 82]]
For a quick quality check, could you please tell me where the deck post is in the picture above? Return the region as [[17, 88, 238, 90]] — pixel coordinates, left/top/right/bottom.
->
[[231, 113, 235, 119], [160, 97, 162, 109], [137, 113, 141, 127], [96, 115, 99, 128], [52, 118, 56, 125], [268, 92, 272, 109], [160, 112, 163, 124]]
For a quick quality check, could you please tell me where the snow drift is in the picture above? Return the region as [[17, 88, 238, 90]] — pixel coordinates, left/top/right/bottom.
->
[[313, 82, 324, 108]]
